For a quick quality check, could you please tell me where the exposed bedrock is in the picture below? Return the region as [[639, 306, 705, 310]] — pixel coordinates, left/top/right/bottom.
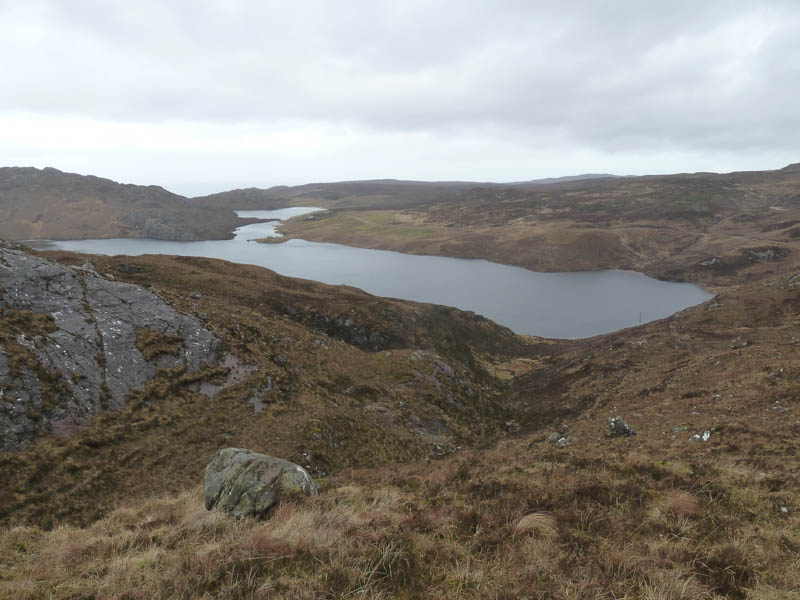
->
[[0, 246, 220, 452]]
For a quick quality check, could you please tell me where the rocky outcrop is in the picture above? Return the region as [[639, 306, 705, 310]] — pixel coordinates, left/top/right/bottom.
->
[[0, 246, 220, 452], [204, 448, 319, 519], [119, 211, 198, 241], [608, 417, 636, 437], [266, 300, 398, 352], [746, 246, 788, 262]]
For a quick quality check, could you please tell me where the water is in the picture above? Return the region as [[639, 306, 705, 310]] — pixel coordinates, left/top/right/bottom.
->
[[31, 208, 713, 339], [234, 208, 324, 240]]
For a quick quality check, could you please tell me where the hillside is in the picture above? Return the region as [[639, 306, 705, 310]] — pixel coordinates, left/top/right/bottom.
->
[[0, 243, 529, 528], [272, 164, 800, 285], [0, 167, 247, 241], [191, 175, 619, 211], [0, 241, 798, 597], [1, 164, 799, 597], [192, 179, 489, 211]]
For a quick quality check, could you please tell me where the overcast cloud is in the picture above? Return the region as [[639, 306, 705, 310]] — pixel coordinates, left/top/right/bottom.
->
[[0, 0, 798, 195]]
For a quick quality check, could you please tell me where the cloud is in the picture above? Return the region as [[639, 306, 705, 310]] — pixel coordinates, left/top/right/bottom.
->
[[0, 0, 797, 188]]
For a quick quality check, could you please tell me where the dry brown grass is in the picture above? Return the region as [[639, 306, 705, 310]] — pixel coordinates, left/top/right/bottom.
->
[[3, 170, 800, 597], [2, 435, 798, 599], [274, 165, 800, 287], [0, 250, 529, 530], [662, 491, 702, 518], [514, 512, 559, 538]]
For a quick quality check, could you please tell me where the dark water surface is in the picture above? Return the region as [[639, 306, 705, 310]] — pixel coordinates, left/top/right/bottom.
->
[[33, 208, 713, 339]]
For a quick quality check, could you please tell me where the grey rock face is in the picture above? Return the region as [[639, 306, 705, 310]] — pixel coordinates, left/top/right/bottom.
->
[[608, 417, 636, 437], [204, 448, 319, 519], [699, 257, 720, 266], [547, 432, 570, 445], [0, 246, 220, 452], [690, 430, 711, 442], [747, 247, 788, 262], [120, 211, 197, 241]]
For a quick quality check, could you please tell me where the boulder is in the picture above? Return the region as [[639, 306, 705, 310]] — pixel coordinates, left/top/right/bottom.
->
[[547, 432, 570, 445], [609, 417, 636, 437], [747, 246, 788, 262], [204, 448, 319, 519], [690, 430, 711, 442]]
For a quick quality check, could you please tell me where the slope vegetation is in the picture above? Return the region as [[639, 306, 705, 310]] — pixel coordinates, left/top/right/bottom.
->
[[0, 246, 529, 528], [1, 232, 798, 597], [0, 167, 245, 240], [1, 165, 799, 598], [273, 164, 800, 284]]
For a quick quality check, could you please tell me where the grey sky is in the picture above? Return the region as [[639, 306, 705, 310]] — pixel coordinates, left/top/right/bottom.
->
[[1, 0, 798, 195]]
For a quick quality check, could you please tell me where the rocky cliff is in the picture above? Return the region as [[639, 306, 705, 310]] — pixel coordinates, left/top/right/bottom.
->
[[0, 244, 220, 452]]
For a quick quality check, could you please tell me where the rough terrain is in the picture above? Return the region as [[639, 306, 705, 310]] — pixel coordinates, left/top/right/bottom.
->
[[0, 167, 248, 240], [0, 247, 528, 527], [271, 164, 800, 285], [0, 164, 799, 598], [0, 243, 220, 453]]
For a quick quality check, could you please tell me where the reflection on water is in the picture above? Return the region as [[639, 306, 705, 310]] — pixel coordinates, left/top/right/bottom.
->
[[32, 207, 713, 339]]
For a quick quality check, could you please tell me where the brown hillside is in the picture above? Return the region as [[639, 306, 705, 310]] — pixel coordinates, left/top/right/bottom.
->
[[269, 164, 800, 287], [191, 179, 488, 210], [0, 247, 530, 528], [0, 167, 247, 241], [1, 246, 798, 597], [1, 164, 799, 597]]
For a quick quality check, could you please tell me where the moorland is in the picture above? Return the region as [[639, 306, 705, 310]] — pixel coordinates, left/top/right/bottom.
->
[[0, 165, 798, 598]]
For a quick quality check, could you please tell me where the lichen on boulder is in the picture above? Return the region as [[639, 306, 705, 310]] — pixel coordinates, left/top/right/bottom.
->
[[608, 416, 636, 437], [203, 447, 319, 519]]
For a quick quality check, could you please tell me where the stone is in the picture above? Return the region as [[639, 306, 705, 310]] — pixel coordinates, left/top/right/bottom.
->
[[119, 211, 197, 241], [113, 263, 146, 274], [547, 432, 570, 445], [204, 448, 319, 520], [699, 257, 720, 266], [609, 417, 636, 437], [0, 248, 220, 452], [747, 247, 788, 262]]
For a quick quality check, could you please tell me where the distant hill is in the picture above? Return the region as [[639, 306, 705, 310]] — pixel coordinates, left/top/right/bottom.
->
[[7, 164, 800, 241], [192, 179, 491, 211], [266, 162, 800, 284], [511, 173, 619, 185], [0, 167, 245, 241], [3, 164, 800, 598], [192, 176, 627, 211]]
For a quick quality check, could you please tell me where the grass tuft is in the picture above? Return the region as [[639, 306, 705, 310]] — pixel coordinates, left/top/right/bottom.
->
[[663, 491, 702, 518], [514, 512, 559, 538]]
